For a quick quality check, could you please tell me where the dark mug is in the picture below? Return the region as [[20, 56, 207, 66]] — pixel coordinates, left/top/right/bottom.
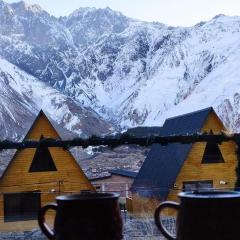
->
[[38, 192, 123, 240], [154, 191, 240, 240]]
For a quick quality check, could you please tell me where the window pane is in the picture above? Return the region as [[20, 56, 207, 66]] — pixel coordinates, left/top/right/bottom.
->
[[183, 180, 213, 192], [4, 192, 41, 222]]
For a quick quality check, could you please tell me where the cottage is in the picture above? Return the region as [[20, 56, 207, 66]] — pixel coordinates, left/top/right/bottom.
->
[[131, 107, 238, 214], [0, 110, 94, 231], [91, 169, 137, 198]]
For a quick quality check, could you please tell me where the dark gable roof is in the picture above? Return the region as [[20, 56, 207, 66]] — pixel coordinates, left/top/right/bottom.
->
[[131, 107, 214, 199], [161, 107, 213, 135], [89, 175, 112, 181], [109, 169, 138, 178], [90, 169, 138, 181], [126, 127, 163, 138]]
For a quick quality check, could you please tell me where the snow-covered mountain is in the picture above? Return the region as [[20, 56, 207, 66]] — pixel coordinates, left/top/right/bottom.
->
[[0, 57, 114, 139], [1, 0, 240, 136]]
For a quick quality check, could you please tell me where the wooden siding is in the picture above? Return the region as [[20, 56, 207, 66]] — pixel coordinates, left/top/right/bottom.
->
[[92, 175, 135, 197], [0, 112, 94, 230], [167, 112, 237, 202], [131, 112, 238, 216]]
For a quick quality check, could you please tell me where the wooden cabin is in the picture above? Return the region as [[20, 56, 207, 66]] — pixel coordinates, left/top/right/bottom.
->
[[130, 107, 238, 215], [91, 169, 137, 198], [0, 110, 94, 231]]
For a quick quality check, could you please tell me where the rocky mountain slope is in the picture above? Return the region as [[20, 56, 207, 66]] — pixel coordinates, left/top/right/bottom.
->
[[0, 0, 240, 136], [0, 57, 114, 139]]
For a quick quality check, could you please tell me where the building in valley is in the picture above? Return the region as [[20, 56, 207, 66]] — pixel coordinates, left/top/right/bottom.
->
[[91, 169, 137, 198]]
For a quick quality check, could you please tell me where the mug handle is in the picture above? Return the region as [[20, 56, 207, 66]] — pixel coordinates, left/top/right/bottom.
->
[[38, 203, 57, 240], [154, 201, 180, 240]]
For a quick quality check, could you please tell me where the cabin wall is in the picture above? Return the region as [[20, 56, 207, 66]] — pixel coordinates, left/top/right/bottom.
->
[[130, 112, 238, 216], [0, 113, 94, 230], [167, 112, 237, 202], [25, 113, 59, 140], [0, 148, 92, 188], [92, 175, 135, 197]]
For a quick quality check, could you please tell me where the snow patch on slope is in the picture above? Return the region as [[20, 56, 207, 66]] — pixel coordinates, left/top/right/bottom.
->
[[0, 57, 114, 139]]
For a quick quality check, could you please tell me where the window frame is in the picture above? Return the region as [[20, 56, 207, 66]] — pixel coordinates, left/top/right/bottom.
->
[[183, 180, 213, 192], [4, 191, 41, 222]]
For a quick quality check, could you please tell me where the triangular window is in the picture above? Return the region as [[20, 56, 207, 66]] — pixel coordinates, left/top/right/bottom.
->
[[29, 135, 57, 172], [202, 143, 224, 164]]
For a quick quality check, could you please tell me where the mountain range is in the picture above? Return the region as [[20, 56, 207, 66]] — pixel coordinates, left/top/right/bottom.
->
[[1, 0, 240, 139]]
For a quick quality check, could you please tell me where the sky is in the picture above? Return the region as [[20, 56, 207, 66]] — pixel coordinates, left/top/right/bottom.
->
[[4, 0, 240, 26]]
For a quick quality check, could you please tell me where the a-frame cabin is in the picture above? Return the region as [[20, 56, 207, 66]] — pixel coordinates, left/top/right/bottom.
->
[[0, 110, 94, 231], [131, 107, 238, 214]]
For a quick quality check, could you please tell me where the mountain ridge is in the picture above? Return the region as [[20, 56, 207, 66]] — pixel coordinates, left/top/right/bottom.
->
[[0, 0, 240, 136]]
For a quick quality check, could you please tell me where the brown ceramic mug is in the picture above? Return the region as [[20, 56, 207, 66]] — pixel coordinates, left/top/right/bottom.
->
[[38, 192, 123, 240], [154, 190, 240, 240]]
